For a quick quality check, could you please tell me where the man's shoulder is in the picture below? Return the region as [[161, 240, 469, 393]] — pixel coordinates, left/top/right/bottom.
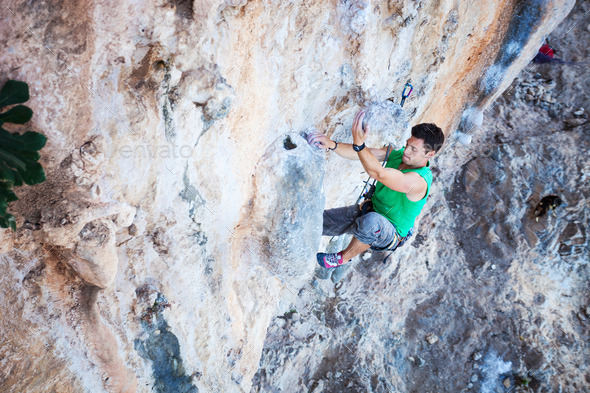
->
[[405, 166, 432, 192], [411, 164, 433, 180], [405, 171, 428, 189]]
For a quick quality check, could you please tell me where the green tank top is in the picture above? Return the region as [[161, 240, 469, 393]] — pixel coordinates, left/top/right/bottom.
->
[[371, 148, 432, 237]]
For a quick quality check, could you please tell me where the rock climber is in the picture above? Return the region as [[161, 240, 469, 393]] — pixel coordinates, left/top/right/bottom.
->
[[533, 43, 571, 64], [307, 110, 445, 269]]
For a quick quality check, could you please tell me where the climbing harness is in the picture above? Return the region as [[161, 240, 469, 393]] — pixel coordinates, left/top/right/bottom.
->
[[375, 227, 414, 264]]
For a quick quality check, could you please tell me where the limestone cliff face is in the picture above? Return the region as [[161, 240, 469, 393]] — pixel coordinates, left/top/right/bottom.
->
[[0, 1, 575, 392]]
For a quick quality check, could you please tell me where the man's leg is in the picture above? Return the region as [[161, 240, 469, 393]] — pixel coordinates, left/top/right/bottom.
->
[[341, 236, 371, 262], [317, 212, 396, 269], [322, 205, 361, 236], [316, 204, 362, 270]]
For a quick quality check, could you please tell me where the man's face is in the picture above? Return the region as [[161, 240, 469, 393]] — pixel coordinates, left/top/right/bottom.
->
[[402, 136, 435, 166]]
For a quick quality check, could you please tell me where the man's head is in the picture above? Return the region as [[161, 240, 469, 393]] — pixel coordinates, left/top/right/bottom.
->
[[401, 123, 445, 167]]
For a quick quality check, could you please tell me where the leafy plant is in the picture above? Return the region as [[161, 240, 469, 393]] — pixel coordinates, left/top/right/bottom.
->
[[278, 308, 298, 319], [0, 80, 47, 231], [518, 377, 531, 386]]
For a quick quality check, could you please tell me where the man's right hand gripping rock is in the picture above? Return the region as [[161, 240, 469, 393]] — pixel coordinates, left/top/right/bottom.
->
[[306, 131, 336, 150]]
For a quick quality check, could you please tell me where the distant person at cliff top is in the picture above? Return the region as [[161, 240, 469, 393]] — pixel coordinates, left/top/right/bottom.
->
[[307, 110, 445, 269], [533, 43, 572, 64]]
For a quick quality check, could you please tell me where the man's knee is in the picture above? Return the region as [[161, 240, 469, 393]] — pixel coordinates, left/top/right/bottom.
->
[[352, 213, 395, 248]]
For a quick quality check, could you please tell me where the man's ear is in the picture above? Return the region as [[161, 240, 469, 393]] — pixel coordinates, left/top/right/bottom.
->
[[426, 150, 436, 159]]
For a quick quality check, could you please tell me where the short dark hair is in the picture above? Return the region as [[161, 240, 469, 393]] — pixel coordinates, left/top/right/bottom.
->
[[411, 123, 445, 153]]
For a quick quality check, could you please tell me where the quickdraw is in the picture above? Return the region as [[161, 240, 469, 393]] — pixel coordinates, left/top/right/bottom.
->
[[400, 80, 413, 107]]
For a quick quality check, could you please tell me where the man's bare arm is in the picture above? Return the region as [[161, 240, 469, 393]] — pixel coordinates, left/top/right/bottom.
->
[[306, 132, 389, 161], [351, 109, 427, 200], [358, 148, 427, 197], [334, 143, 390, 161]]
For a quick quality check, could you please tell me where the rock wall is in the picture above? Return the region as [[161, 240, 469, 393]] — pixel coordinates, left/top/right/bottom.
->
[[0, 1, 576, 392], [253, 3, 590, 392]]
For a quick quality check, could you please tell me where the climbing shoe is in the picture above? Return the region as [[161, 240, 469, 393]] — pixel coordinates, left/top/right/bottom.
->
[[316, 252, 345, 269]]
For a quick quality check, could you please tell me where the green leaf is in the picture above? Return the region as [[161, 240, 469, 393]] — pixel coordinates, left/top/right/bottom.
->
[[0, 184, 18, 203], [18, 160, 45, 185], [12, 169, 23, 186], [0, 148, 26, 170], [0, 80, 42, 232], [17, 150, 41, 161], [0, 128, 46, 152], [0, 161, 14, 184], [0, 105, 33, 124], [20, 131, 47, 150], [0, 213, 17, 231], [0, 195, 6, 214], [5, 189, 18, 202], [0, 80, 29, 108], [0, 127, 26, 151]]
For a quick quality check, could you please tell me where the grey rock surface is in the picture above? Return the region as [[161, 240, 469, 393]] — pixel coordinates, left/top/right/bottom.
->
[[251, 4, 589, 392]]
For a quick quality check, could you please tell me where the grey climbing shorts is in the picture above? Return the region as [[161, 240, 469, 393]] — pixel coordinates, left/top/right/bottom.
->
[[322, 204, 399, 250]]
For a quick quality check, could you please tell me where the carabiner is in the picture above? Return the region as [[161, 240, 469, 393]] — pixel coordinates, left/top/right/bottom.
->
[[400, 81, 413, 107]]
